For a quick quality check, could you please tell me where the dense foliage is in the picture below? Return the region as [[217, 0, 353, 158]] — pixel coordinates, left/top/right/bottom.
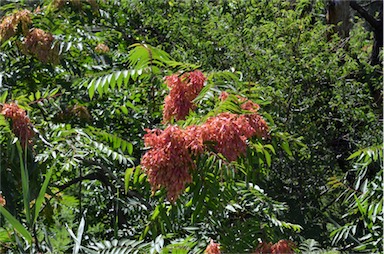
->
[[0, 0, 382, 253]]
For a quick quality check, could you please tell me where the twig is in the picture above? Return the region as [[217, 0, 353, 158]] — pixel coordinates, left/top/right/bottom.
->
[[350, 1, 381, 30]]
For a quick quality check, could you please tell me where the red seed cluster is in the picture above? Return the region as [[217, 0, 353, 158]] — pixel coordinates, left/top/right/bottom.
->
[[204, 239, 221, 254], [0, 194, 5, 207], [22, 28, 59, 64], [142, 106, 268, 201], [254, 240, 295, 254], [95, 43, 110, 54], [141, 126, 194, 202], [163, 70, 205, 122], [186, 70, 206, 99], [201, 113, 249, 161], [201, 113, 268, 161], [52, 0, 99, 12], [71, 105, 92, 121], [254, 242, 273, 254], [0, 9, 31, 42], [144, 74, 269, 201], [219, 91, 229, 101], [1, 103, 34, 147], [271, 240, 295, 254]]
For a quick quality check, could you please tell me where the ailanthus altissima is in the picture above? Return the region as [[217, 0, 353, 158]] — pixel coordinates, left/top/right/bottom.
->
[[205, 239, 221, 254], [141, 82, 269, 201], [0, 103, 34, 148], [22, 28, 59, 64], [0, 9, 31, 42], [163, 70, 205, 122]]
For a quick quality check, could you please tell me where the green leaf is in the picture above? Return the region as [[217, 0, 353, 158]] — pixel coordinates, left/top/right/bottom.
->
[[127, 143, 133, 155], [33, 166, 54, 224], [133, 166, 141, 185], [104, 75, 111, 94], [120, 105, 129, 115], [88, 78, 96, 100], [354, 194, 366, 216], [0, 206, 32, 243], [347, 150, 362, 160], [123, 70, 130, 86], [225, 204, 236, 213], [95, 77, 103, 97], [74, 217, 85, 254], [264, 144, 276, 154], [281, 141, 293, 156], [125, 101, 139, 112], [35, 91, 41, 100], [263, 112, 275, 126], [124, 167, 134, 193], [0, 91, 8, 103], [140, 225, 150, 240], [185, 198, 193, 207], [96, 77, 104, 97], [116, 71, 124, 90], [16, 142, 30, 226], [264, 149, 271, 167], [110, 73, 117, 89], [151, 206, 160, 221], [159, 205, 172, 230]]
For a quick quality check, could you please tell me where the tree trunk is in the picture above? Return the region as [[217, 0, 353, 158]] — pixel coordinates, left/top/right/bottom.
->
[[350, 1, 383, 106], [327, 0, 351, 39], [350, 1, 382, 65]]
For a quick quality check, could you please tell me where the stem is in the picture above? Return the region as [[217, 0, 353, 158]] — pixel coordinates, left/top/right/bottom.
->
[[17, 142, 31, 226], [0, 137, 2, 226], [114, 189, 119, 238], [349, 1, 380, 29], [79, 166, 82, 217], [33, 223, 40, 252]]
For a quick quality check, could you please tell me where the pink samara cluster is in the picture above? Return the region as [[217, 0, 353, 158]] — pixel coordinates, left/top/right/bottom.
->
[[163, 70, 205, 122], [1, 103, 34, 148], [141, 71, 269, 201]]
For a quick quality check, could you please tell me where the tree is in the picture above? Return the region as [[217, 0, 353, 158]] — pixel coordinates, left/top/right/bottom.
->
[[327, 0, 351, 39], [0, 0, 381, 253]]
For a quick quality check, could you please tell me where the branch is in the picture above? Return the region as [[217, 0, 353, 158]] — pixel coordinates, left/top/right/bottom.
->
[[81, 159, 152, 209], [52, 159, 152, 210], [350, 1, 381, 29], [82, 158, 121, 184], [28, 93, 63, 105], [54, 172, 103, 192]]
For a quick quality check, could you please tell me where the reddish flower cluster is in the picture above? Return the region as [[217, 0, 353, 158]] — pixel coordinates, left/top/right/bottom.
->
[[141, 110, 268, 201], [1, 103, 34, 147], [0, 9, 31, 42], [218, 91, 229, 101], [22, 28, 59, 64], [254, 242, 273, 254], [95, 43, 110, 54], [271, 240, 296, 254], [52, 0, 99, 12], [0, 194, 5, 207], [52, 0, 81, 9], [254, 240, 296, 254], [54, 104, 92, 123], [200, 113, 268, 161], [141, 126, 194, 202], [163, 70, 205, 122], [71, 105, 92, 121], [204, 239, 221, 254]]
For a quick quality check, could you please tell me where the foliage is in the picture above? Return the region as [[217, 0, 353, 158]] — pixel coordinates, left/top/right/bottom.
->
[[0, 0, 381, 253], [328, 145, 383, 253], [299, 239, 340, 254]]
